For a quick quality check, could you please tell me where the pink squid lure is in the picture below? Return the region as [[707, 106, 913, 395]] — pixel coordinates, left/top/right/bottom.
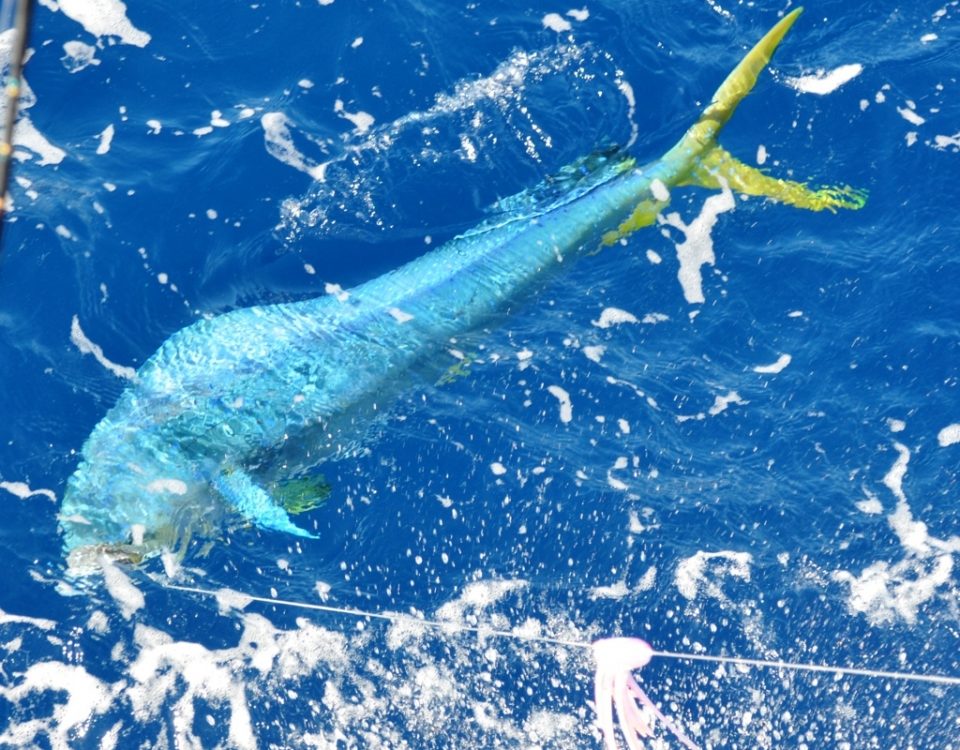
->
[[593, 638, 699, 750]]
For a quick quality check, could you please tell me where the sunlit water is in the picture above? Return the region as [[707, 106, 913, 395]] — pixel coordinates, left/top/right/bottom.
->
[[1, 1, 958, 748]]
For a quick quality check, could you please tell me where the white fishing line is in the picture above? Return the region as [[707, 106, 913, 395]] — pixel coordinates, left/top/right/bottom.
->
[[166, 583, 960, 687]]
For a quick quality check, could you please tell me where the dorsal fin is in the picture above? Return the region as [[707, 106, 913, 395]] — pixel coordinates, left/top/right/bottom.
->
[[470, 145, 634, 234]]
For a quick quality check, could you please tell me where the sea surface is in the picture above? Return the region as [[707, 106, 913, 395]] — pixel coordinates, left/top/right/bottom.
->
[[0, 1, 958, 748]]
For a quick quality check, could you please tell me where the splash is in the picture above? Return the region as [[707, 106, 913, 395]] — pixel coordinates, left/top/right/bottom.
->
[[832, 442, 960, 625], [271, 43, 638, 242], [0, 575, 598, 748], [675, 550, 753, 602]]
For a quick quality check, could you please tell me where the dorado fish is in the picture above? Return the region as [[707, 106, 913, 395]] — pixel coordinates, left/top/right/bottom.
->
[[60, 8, 865, 568]]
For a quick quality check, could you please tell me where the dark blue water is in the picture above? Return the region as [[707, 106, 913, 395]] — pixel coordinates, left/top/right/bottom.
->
[[1, 1, 958, 747]]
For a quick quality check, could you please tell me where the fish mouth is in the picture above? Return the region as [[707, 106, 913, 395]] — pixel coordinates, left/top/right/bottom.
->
[[65, 542, 146, 576]]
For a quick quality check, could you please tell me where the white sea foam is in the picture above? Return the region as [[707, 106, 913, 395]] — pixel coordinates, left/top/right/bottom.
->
[[324, 282, 350, 302], [12, 119, 67, 165], [96, 124, 115, 155], [897, 104, 926, 126], [937, 423, 960, 447], [334, 99, 375, 134], [61, 40, 100, 72], [4, 574, 599, 749], [677, 390, 746, 423], [887, 418, 906, 433], [650, 178, 670, 202], [588, 580, 629, 600], [214, 588, 254, 615], [542, 13, 572, 32], [582, 344, 605, 362], [708, 391, 746, 416], [591, 307, 638, 328], [855, 492, 883, 515], [0, 607, 56, 630], [832, 556, 954, 626], [261, 112, 327, 181], [0, 30, 65, 164], [547, 385, 573, 423], [832, 442, 960, 624], [70, 315, 137, 380], [606, 456, 629, 491], [662, 179, 736, 304], [100, 558, 146, 620], [753, 354, 792, 374], [785, 64, 863, 95], [128, 623, 257, 749], [0, 480, 56, 503], [675, 550, 753, 601], [0, 662, 115, 748], [57, 0, 151, 47], [434, 580, 527, 624], [933, 132, 960, 150]]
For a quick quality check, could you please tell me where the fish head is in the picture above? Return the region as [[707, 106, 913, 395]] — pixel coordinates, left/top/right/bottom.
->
[[59, 454, 201, 573]]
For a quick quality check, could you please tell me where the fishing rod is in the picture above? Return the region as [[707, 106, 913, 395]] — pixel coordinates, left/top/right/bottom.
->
[[0, 0, 34, 247]]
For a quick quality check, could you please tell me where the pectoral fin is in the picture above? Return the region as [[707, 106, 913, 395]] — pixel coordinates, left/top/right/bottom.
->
[[683, 145, 867, 212], [272, 475, 331, 515], [215, 469, 318, 539]]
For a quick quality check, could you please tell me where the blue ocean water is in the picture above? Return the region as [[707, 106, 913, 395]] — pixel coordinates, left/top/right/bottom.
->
[[1, 0, 958, 747]]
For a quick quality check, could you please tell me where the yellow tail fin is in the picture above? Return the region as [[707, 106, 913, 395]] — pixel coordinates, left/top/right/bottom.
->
[[684, 146, 868, 212], [677, 8, 805, 153], [671, 7, 866, 211]]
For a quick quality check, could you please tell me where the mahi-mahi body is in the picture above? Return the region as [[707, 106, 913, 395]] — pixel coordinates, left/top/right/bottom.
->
[[60, 9, 865, 568]]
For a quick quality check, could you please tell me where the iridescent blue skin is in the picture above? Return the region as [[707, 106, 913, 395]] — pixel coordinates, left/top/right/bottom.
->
[[59, 9, 863, 564], [60, 155, 651, 557]]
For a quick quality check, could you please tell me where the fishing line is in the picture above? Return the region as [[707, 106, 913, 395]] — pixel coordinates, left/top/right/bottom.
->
[[0, 0, 33, 242], [166, 582, 960, 687]]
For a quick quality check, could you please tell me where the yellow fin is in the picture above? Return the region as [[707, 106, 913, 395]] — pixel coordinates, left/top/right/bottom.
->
[[273, 475, 331, 514], [669, 8, 805, 158], [684, 145, 867, 212], [602, 198, 666, 246]]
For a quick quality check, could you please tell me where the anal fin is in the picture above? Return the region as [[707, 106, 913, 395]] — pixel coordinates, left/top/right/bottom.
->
[[602, 198, 666, 246], [684, 145, 867, 212], [215, 469, 318, 539]]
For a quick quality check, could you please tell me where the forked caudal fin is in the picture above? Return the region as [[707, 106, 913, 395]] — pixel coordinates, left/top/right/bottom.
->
[[665, 6, 866, 213]]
